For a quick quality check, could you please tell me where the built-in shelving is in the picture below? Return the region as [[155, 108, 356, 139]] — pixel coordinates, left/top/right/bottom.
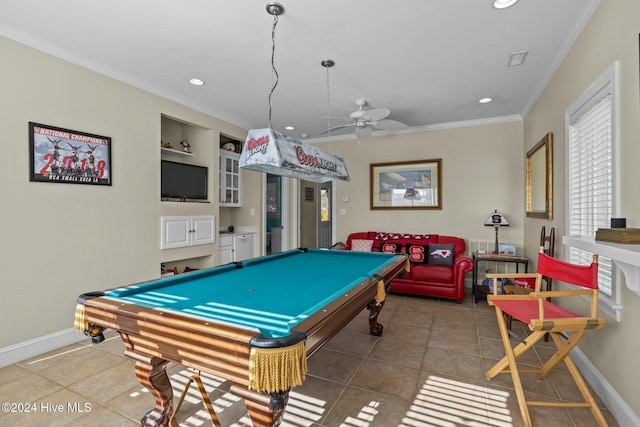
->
[[161, 147, 193, 157], [159, 114, 215, 271]]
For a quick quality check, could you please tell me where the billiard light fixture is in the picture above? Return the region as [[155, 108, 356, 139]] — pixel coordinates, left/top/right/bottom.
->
[[485, 209, 509, 254], [239, 3, 350, 183]]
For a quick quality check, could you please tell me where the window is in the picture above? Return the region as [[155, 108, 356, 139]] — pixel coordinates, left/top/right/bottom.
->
[[565, 62, 620, 319]]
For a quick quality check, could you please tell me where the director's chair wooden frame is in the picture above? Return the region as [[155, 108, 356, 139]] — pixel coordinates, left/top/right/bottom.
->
[[486, 250, 607, 426]]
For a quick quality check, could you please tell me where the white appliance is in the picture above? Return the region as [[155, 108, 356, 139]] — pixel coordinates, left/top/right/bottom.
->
[[271, 226, 283, 254], [233, 233, 254, 261]]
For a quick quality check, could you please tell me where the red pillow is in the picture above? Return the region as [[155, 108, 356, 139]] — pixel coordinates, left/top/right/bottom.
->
[[406, 244, 429, 263], [381, 242, 403, 254]]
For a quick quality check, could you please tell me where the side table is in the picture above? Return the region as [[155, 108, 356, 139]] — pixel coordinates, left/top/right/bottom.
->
[[472, 252, 529, 302]]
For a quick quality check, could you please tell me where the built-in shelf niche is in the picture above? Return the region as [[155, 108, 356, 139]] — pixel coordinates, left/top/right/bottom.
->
[[161, 147, 193, 157]]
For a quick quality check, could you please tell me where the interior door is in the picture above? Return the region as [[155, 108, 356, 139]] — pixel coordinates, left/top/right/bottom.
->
[[265, 174, 282, 254], [264, 174, 290, 255], [299, 181, 317, 248], [317, 181, 332, 248]]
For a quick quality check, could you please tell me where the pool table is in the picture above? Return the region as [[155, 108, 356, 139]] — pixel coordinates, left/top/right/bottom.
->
[[75, 248, 407, 426]]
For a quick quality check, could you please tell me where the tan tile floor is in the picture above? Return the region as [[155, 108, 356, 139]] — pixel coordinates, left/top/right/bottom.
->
[[0, 290, 620, 426]]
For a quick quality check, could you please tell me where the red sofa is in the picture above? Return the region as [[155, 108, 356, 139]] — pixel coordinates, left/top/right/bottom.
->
[[344, 232, 473, 303]]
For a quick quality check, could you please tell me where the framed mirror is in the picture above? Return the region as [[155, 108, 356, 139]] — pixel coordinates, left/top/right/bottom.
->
[[526, 132, 553, 219]]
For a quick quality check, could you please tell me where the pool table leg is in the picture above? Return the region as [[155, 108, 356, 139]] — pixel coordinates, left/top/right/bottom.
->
[[230, 385, 288, 427], [368, 300, 385, 336], [126, 351, 174, 427]]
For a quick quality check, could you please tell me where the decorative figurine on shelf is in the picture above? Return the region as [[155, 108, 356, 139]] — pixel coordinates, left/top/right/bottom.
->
[[221, 142, 236, 152], [163, 142, 174, 150], [180, 139, 191, 153]]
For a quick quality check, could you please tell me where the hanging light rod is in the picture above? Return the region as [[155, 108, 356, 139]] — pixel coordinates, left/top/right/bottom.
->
[[240, 2, 350, 182], [266, 2, 284, 15], [321, 59, 335, 68]]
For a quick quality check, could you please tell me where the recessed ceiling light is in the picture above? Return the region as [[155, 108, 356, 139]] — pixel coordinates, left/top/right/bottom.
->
[[189, 78, 205, 86], [493, 0, 518, 9], [285, 125, 294, 130], [479, 97, 493, 104]]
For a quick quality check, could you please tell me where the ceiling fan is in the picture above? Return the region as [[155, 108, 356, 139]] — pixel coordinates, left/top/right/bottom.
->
[[321, 99, 408, 138]]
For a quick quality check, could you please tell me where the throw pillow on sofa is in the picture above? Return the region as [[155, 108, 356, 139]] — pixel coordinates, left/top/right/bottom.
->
[[381, 242, 402, 253], [428, 243, 455, 265], [351, 239, 374, 252], [406, 244, 429, 263]]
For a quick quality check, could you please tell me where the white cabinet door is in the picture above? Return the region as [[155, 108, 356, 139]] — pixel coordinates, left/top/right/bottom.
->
[[161, 216, 215, 249], [219, 235, 233, 264], [161, 216, 191, 249], [219, 246, 233, 264], [219, 151, 242, 207], [192, 216, 215, 246]]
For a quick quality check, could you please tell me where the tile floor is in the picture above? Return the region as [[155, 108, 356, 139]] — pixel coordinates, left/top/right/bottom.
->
[[0, 290, 619, 426]]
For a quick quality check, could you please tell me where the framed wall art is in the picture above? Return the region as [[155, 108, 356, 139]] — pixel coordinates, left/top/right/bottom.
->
[[499, 244, 516, 256], [525, 132, 552, 219], [29, 122, 112, 186], [370, 159, 442, 210]]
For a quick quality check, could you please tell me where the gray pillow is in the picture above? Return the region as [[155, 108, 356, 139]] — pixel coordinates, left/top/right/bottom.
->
[[428, 244, 455, 266]]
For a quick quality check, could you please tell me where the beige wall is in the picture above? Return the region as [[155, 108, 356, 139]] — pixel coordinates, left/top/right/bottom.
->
[[0, 36, 254, 348], [317, 121, 525, 248], [521, 0, 640, 417]]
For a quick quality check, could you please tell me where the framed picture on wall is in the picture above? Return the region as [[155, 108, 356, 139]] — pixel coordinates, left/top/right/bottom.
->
[[29, 122, 112, 186], [370, 159, 442, 209], [499, 244, 516, 255]]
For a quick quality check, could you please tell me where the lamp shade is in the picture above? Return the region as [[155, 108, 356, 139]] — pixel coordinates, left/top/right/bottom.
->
[[239, 128, 350, 182], [485, 210, 509, 227], [485, 210, 509, 254]]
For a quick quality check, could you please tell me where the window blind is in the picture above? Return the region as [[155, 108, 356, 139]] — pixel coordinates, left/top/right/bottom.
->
[[568, 93, 613, 297]]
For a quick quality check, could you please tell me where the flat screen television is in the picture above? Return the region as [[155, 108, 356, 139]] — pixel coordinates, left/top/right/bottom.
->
[[161, 160, 208, 201]]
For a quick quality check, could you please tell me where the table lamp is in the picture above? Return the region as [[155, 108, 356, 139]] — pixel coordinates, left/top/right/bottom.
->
[[485, 210, 509, 254]]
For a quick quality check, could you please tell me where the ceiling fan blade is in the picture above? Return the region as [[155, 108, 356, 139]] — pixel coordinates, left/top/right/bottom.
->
[[350, 108, 390, 121], [362, 108, 390, 121], [321, 116, 354, 121], [373, 119, 408, 131], [320, 123, 355, 134], [354, 126, 374, 138]]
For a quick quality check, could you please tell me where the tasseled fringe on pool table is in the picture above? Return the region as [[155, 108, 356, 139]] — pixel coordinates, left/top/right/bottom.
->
[[249, 340, 307, 393], [376, 280, 385, 305], [74, 304, 88, 332]]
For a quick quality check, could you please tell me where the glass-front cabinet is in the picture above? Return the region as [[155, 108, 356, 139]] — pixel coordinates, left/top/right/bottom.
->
[[219, 150, 241, 206]]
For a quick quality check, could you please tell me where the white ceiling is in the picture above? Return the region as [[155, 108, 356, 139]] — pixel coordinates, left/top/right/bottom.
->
[[0, 0, 599, 141]]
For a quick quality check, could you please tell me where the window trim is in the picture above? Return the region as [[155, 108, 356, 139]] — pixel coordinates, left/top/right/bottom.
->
[[564, 61, 621, 321]]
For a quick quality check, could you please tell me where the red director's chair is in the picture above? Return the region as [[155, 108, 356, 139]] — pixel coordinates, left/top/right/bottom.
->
[[485, 249, 607, 426]]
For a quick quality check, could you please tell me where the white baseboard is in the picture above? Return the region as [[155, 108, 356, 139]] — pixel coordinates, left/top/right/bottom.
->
[[571, 346, 640, 427], [0, 328, 86, 368]]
